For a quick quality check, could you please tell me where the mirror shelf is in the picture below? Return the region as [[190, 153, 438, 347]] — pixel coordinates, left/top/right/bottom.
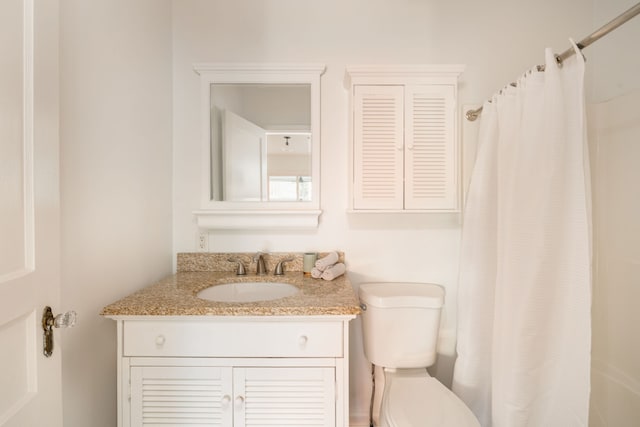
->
[[193, 209, 322, 230], [193, 63, 325, 230]]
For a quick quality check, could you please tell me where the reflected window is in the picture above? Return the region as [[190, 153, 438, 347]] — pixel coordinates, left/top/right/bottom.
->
[[268, 176, 311, 201]]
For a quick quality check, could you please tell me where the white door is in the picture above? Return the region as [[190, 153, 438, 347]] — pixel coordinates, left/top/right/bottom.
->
[[0, 0, 63, 425], [404, 84, 457, 210], [222, 110, 267, 201], [233, 367, 336, 427], [353, 85, 404, 210]]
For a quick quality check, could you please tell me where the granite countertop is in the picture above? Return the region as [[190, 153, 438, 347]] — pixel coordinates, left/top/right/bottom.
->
[[100, 253, 361, 317]]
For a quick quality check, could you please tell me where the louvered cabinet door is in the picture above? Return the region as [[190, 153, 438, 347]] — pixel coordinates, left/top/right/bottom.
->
[[353, 85, 404, 210], [233, 367, 336, 427], [130, 366, 233, 426], [404, 85, 457, 210]]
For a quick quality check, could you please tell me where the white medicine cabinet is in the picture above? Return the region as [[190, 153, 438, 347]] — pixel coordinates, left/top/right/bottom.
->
[[345, 65, 465, 212], [193, 63, 325, 230]]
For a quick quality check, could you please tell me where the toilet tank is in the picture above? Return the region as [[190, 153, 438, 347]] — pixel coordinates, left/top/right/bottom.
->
[[359, 282, 444, 368]]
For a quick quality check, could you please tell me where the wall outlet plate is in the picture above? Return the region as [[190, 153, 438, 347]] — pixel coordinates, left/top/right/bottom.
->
[[197, 231, 208, 252]]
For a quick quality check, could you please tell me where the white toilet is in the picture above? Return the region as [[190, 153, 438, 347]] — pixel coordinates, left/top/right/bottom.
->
[[359, 282, 479, 427]]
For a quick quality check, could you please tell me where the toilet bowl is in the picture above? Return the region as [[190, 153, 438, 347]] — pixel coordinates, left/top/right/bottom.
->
[[359, 282, 479, 427], [380, 369, 479, 427]]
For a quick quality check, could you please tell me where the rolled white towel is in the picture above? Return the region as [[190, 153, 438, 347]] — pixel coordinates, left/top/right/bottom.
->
[[311, 267, 323, 279], [321, 263, 346, 281], [315, 251, 339, 271]]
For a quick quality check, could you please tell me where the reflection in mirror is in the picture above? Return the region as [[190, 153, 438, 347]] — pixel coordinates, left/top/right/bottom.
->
[[267, 133, 311, 201], [210, 84, 311, 202]]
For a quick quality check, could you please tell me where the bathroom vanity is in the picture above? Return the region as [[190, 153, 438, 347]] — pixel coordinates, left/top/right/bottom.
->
[[101, 253, 360, 427]]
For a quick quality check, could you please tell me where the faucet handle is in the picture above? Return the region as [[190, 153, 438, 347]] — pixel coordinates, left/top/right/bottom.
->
[[274, 258, 294, 276], [228, 258, 247, 276]]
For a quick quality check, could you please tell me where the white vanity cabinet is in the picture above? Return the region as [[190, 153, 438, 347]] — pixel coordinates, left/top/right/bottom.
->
[[112, 316, 353, 427], [345, 65, 465, 212]]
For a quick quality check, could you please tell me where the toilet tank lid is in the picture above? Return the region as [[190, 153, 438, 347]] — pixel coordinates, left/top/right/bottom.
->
[[359, 282, 444, 308]]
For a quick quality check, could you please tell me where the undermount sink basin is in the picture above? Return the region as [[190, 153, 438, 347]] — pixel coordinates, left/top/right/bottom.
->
[[197, 281, 300, 303]]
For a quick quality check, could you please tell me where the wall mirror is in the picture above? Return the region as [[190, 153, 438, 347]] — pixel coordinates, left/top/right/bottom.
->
[[193, 64, 325, 229]]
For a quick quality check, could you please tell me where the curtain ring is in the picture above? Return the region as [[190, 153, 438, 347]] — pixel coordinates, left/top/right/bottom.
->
[[555, 53, 564, 68]]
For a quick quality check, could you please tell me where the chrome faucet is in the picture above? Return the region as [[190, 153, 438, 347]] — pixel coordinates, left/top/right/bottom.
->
[[254, 252, 267, 275]]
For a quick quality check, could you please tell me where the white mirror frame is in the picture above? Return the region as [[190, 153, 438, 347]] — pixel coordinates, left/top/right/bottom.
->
[[193, 63, 325, 230]]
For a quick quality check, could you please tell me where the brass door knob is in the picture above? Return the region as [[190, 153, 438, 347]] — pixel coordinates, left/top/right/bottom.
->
[[42, 306, 77, 357]]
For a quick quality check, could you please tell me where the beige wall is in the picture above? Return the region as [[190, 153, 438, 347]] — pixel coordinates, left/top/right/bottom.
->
[[55, 0, 640, 425], [591, 0, 640, 102], [589, 1, 640, 425], [171, 0, 592, 422], [589, 90, 640, 427], [59, 1, 173, 426]]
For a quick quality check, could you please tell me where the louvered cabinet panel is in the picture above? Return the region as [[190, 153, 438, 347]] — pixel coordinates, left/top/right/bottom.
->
[[130, 366, 232, 427], [347, 66, 464, 212], [234, 367, 335, 427], [353, 85, 404, 210], [404, 85, 457, 210]]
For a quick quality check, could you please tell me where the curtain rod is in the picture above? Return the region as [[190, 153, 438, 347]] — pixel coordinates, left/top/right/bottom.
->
[[465, 2, 640, 121]]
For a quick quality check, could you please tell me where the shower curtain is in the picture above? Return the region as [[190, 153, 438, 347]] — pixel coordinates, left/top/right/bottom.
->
[[452, 41, 592, 427]]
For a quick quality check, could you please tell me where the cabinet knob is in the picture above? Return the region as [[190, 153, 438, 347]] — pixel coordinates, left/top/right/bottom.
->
[[221, 395, 231, 408], [155, 335, 166, 347], [298, 335, 308, 347], [235, 395, 245, 408]]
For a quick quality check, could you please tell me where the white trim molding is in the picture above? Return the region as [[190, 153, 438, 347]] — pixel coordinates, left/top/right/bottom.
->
[[193, 63, 325, 230], [193, 209, 322, 230]]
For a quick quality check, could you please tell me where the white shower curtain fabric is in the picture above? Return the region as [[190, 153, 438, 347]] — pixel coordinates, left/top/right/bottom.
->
[[452, 41, 592, 427]]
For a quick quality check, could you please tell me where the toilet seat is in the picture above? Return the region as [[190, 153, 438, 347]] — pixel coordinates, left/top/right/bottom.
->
[[380, 369, 480, 427]]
